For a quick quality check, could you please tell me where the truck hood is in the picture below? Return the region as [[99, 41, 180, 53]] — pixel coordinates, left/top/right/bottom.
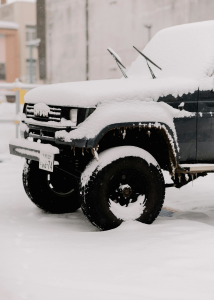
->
[[24, 77, 207, 108]]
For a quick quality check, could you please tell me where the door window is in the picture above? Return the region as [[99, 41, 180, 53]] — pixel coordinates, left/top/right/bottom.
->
[[198, 90, 214, 112], [158, 91, 198, 112]]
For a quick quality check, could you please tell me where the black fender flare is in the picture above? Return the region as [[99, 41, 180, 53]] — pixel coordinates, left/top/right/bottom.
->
[[56, 121, 179, 170]]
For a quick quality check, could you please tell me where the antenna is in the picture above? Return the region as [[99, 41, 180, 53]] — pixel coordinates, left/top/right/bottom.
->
[[133, 46, 162, 79], [107, 48, 128, 79]]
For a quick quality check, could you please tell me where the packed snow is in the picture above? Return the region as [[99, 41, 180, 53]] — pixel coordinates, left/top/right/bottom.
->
[[2, 105, 214, 299]]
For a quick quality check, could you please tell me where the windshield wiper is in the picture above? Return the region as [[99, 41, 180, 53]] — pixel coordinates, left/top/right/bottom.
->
[[107, 47, 128, 79], [133, 46, 162, 79]]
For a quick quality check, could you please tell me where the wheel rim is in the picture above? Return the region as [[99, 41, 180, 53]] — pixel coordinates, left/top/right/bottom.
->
[[108, 169, 147, 207], [47, 169, 77, 196]]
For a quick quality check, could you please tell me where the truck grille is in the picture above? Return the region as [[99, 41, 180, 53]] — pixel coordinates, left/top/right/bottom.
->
[[26, 104, 62, 122]]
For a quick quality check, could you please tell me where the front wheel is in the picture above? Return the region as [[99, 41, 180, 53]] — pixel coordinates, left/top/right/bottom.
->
[[23, 160, 80, 213], [80, 146, 165, 230]]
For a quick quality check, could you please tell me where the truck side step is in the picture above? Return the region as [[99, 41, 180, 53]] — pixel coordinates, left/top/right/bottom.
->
[[165, 183, 175, 188], [179, 164, 214, 172]]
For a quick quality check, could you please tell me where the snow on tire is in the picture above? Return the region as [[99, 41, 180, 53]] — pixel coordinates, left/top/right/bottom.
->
[[80, 146, 165, 230]]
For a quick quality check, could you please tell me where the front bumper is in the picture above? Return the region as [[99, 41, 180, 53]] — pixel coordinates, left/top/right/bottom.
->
[[9, 138, 59, 161], [21, 121, 89, 148]]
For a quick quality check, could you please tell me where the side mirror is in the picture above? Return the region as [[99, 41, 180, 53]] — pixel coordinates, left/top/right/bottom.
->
[[178, 102, 185, 110]]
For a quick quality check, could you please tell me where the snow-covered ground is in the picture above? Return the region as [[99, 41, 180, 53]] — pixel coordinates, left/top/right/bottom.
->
[[1, 103, 214, 300]]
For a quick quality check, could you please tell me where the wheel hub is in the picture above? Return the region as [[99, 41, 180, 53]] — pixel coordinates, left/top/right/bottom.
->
[[119, 184, 132, 198], [109, 169, 146, 207]]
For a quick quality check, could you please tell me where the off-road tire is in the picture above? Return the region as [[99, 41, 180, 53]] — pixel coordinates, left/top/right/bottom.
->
[[81, 147, 165, 231], [23, 160, 80, 213]]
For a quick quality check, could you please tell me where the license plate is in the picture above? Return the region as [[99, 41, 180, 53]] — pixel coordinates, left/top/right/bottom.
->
[[39, 151, 54, 172]]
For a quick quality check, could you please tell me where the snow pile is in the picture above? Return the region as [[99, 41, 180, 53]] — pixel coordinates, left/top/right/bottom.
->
[[24, 77, 207, 108], [81, 146, 158, 187], [56, 100, 194, 142], [109, 195, 145, 221], [128, 21, 214, 80]]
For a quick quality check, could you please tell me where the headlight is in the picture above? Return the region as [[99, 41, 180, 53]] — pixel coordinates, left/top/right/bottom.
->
[[70, 109, 78, 125]]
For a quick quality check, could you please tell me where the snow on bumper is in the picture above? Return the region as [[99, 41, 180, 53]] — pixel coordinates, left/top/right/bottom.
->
[[9, 138, 59, 161]]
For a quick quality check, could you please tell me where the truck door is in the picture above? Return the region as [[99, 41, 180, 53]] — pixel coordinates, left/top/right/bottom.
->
[[159, 91, 197, 162], [197, 90, 214, 162]]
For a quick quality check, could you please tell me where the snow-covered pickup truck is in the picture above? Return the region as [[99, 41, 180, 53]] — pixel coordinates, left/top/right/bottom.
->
[[9, 21, 214, 230]]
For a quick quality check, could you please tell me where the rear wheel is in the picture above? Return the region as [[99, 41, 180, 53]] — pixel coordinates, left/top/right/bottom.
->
[[23, 160, 80, 213], [80, 146, 165, 230]]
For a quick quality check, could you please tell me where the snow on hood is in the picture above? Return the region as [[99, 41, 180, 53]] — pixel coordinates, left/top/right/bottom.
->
[[24, 77, 210, 108], [55, 100, 194, 142], [128, 21, 214, 80]]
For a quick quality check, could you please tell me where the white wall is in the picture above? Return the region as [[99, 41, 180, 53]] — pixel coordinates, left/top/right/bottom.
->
[[46, 0, 214, 83], [46, 0, 86, 83]]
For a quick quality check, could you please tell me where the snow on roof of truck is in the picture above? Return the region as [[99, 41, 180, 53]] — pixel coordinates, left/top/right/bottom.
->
[[128, 21, 214, 80]]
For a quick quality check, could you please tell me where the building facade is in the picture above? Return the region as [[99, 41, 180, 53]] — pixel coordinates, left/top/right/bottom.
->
[[0, 0, 41, 83], [42, 0, 214, 84], [0, 21, 19, 82]]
